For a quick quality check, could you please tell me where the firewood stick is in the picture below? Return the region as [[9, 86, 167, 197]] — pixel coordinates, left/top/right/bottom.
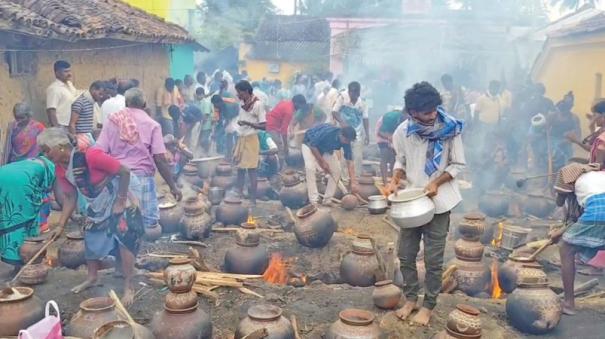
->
[[213, 227, 284, 233], [578, 290, 605, 300], [196, 277, 243, 287], [558, 278, 599, 297], [172, 240, 208, 247], [109, 290, 136, 327], [285, 207, 298, 225], [197, 272, 263, 279], [192, 285, 220, 300], [238, 287, 264, 298], [11, 232, 58, 284], [442, 265, 458, 281], [241, 328, 268, 339], [291, 315, 302, 339], [146, 253, 188, 258]]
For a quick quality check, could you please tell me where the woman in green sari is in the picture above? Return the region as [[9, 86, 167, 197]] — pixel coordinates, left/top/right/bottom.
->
[[0, 156, 56, 265]]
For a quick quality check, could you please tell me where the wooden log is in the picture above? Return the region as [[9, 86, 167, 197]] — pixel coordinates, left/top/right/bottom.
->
[[558, 278, 599, 297], [12, 232, 58, 284], [192, 285, 220, 301], [238, 287, 264, 298], [291, 315, 302, 339], [146, 253, 189, 258], [197, 272, 263, 280], [196, 277, 243, 287], [172, 240, 208, 247]]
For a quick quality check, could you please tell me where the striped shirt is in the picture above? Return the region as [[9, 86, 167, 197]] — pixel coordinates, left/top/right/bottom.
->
[[72, 92, 95, 133]]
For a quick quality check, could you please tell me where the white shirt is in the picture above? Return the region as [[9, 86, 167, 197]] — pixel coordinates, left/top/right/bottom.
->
[[332, 91, 369, 137], [236, 100, 266, 137], [575, 171, 605, 206], [392, 120, 466, 214], [254, 89, 270, 109], [319, 87, 340, 124], [46, 79, 79, 126], [100, 94, 125, 125]]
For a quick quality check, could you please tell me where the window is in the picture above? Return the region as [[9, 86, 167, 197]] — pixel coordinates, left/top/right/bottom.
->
[[5, 51, 37, 77]]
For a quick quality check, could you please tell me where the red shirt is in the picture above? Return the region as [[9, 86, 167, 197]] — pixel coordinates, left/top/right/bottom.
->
[[56, 147, 121, 194], [266, 101, 295, 135]]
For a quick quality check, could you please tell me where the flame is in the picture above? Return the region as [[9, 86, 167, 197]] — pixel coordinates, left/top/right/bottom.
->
[[340, 228, 358, 236], [491, 259, 503, 299], [263, 253, 288, 285], [492, 222, 504, 248], [246, 215, 257, 226]]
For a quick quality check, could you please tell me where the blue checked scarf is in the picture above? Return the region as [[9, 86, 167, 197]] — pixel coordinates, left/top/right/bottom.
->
[[407, 106, 464, 176]]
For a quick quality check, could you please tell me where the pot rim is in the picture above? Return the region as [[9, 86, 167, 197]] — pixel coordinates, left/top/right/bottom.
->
[[374, 280, 394, 287], [463, 212, 485, 221], [236, 240, 260, 247], [296, 204, 317, 218], [283, 178, 302, 187], [93, 320, 134, 339], [0, 286, 34, 303], [169, 257, 192, 265], [455, 304, 480, 316], [445, 327, 481, 339], [224, 197, 243, 204], [79, 297, 115, 312], [159, 201, 177, 209], [338, 309, 375, 326], [368, 195, 387, 201], [24, 235, 47, 242], [247, 304, 283, 321], [241, 222, 257, 230], [454, 254, 482, 262], [66, 231, 84, 240], [388, 188, 426, 203], [164, 302, 199, 313]]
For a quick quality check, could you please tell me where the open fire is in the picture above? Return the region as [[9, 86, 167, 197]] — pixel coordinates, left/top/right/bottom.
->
[[263, 253, 288, 285], [246, 215, 257, 227], [491, 222, 504, 248], [490, 258, 503, 299]]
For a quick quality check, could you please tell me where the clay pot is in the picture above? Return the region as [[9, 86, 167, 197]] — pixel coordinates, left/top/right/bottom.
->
[[164, 258, 197, 293], [59, 232, 86, 269], [281, 169, 299, 186], [209, 187, 225, 205], [454, 238, 485, 262], [294, 205, 337, 248], [457, 212, 486, 241], [256, 178, 272, 199], [224, 230, 269, 275], [19, 236, 46, 264], [18, 263, 49, 285], [446, 304, 482, 338], [93, 320, 154, 339], [196, 161, 214, 179], [478, 191, 509, 217], [215, 161, 233, 176], [66, 297, 121, 338], [506, 270, 561, 334], [279, 178, 309, 209], [341, 194, 359, 210], [451, 258, 490, 296], [216, 197, 249, 226], [183, 195, 210, 214], [0, 287, 44, 336], [372, 280, 402, 309], [143, 223, 163, 242], [210, 173, 237, 190], [340, 242, 380, 287], [182, 163, 204, 187], [326, 309, 382, 339], [357, 175, 380, 201], [285, 148, 304, 168], [499, 258, 542, 294], [151, 303, 213, 339], [182, 211, 212, 240], [159, 200, 183, 234], [523, 194, 555, 218], [165, 290, 199, 311], [235, 304, 295, 339]]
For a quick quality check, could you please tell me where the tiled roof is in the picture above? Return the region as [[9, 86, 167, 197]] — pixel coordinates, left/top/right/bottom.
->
[[0, 0, 206, 47], [550, 10, 605, 37]]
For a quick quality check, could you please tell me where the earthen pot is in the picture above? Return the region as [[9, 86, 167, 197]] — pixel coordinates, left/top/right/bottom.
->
[[182, 163, 204, 187], [372, 280, 402, 309], [164, 258, 197, 293], [59, 231, 86, 269], [506, 270, 561, 334], [478, 191, 509, 217], [326, 309, 382, 339], [285, 148, 304, 168], [0, 287, 44, 336], [196, 161, 214, 179], [281, 169, 299, 186], [182, 211, 212, 240], [165, 290, 199, 311], [294, 205, 337, 248], [159, 200, 183, 234], [216, 197, 249, 226], [210, 173, 237, 190], [340, 243, 380, 287], [454, 238, 485, 261], [457, 212, 486, 241], [93, 320, 154, 339], [450, 258, 490, 296], [19, 236, 46, 264], [256, 178, 272, 199], [341, 194, 359, 210], [498, 257, 542, 293], [523, 194, 555, 218], [224, 230, 269, 274], [66, 297, 121, 338], [357, 175, 380, 201], [183, 195, 210, 214], [279, 178, 309, 209], [215, 161, 233, 176], [446, 304, 482, 337], [143, 223, 163, 242], [235, 304, 295, 339], [18, 263, 50, 285], [151, 303, 212, 339]]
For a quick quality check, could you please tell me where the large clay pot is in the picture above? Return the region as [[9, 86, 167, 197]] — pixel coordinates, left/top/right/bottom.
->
[[59, 232, 86, 269], [216, 197, 249, 226], [446, 304, 482, 338], [183, 195, 211, 214], [294, 205, 337, 248], [182, 211, 212, 240], [182, 163, 204, 187], [159, 200, 183, 234], [451, 258, 490, 296], [256, 178, 272, 199], [478, 191, 509, 217], [279, 178, 308, 209], [19, 236, 46, 264], [215, 161, 233, 176], [341, 194, 359, 210], [357, 175, 380, 201], [235, 304, 295, 339], [66, 297, 121, 338], [18, 263, 49, 285], [285, 148, 304, 169], [506, 269, 561, 334], [281, 169, 299, 186], [454, 238, 485, 262], [224, 230, 269, 274], [498, 258, 541, 294], [164, 258, 196, 293], [210, 174, 237, 190], [523, 194, 555, 218], [151, 303, 212, 339], [93, 320, 154, 339], [165, 290, 199, 311], [326, 309, 381, 339], [209, 187, 225, 205], [340, 241, 380, 287], [0, 287, 44, 336], [457, 212, 486, 241], [372, 280, 402, 309]]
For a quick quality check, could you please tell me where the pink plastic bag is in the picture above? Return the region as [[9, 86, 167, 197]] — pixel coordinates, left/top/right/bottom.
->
[[19, 300, 63, 339]]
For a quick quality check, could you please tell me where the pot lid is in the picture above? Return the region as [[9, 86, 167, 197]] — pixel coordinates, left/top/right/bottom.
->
[[517, 267, 548, 286], [159, 201, 177, 209], [169, 257, 192, 265], [388, 188, 427, 203], [338, 309, 375, 326], [247, 304, 283, 321], [164, 302, 199, 314], [463, 212, 485, 221], [236, 230, 260, 246], [0, 286, 33, 303], [296, 204, 317, 218], [455, 304, 480, 316], [223, 197, 242, 204]]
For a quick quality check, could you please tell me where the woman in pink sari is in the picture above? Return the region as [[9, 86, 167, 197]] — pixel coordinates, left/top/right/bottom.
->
[[4, 103, 45, 164]]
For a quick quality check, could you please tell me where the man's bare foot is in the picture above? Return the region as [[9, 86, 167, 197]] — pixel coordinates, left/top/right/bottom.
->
[[121, 288, 135, 307], [561, 301, 577, 315], [411, 307, 432, 326], [395, 300, 416, 321], [71, 278, 97, 293]]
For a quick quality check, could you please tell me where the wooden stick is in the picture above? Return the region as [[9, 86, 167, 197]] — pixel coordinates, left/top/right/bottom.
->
[[146, 253, 188, 258], [213, 227, 284, 234], [558, 278, 599, 297], [285, 207, 298, 225], [196, 277, 243, 287], [109, 290, 135, 325], [241, 328, 268, 339], [11, 232, 58, 284], [190, 155, 225, 163], [192, 285, 220, 301], [171, 240, 208, 248], [291, 315, 302, 339], [197, 272, 263, 280], [238, 287, 264, 298]]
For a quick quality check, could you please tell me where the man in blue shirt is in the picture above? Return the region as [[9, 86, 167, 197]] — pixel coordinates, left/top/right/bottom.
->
[[302, 123, 359, 206]]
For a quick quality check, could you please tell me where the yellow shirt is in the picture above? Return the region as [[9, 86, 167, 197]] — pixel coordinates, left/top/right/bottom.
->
[[475, 93, 506, 125]]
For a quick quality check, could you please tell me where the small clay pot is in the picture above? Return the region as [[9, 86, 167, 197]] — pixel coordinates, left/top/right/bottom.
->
[[66, 297, 120, 338], [0, 287, 44, 337], [294, 205, 337, 248], [18, 263, 49, 285], [215, 161, 233, 176], [499, 257, 542, 294], [357, 175, 380, 201], [454, 238, 485, 262], [165, 290, 198, 311], [59, 232, 86, 269], [446, 304, 482, 337], [235, 304, 295, 339], [159, 200, 183, 234], [143, 223, 163, 242], [19, 236, 46, 264], [256, 178, 272, 199], [372, 280, 402, 309], [326, 309, 381, 339], [181, 211, 212, 240], [216, 197, 249, 226], [163, 258, 197, 293], [183, 196, 210, 214], [340, 242, 379, 287], [341, 194, 359, 210]]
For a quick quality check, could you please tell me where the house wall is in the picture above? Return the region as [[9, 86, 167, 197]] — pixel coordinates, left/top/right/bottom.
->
[[239, 43, 316, 84]]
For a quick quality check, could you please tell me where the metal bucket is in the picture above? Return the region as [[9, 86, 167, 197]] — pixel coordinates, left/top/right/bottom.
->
[[501, 225, 531, 250]]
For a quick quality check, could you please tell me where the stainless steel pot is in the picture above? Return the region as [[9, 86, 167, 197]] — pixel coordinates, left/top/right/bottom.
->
[[388, 188, 435, 228], [368, 195, 388, 214], [209, 187, 225, 205]]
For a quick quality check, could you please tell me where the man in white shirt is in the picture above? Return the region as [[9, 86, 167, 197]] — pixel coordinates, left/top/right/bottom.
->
[[318, 79, 341, 125], [252, 81, 270, 111], [100, 80, 132, 125], [386, 81, 465, 326], [46, 60, 78, 127]]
